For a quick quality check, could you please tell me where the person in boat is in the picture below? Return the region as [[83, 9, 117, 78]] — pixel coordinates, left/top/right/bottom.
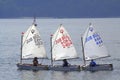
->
[[89, 59, 97, 67], [33, 57, 38, 66], [63, 59, 69, 67]]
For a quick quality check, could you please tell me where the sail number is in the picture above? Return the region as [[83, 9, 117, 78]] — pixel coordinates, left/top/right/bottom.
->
[[26, 38, 33, 44], [26, 34, 43, 48], [33, 34, 43, 47], [55, 35, 72, 48]]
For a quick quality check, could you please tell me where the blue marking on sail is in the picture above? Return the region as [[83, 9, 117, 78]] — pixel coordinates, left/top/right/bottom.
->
[[85, 36, 92, 42], [89, 27, 93, 32], [85, 32, 103, 46], [93, 33, 103, 46]]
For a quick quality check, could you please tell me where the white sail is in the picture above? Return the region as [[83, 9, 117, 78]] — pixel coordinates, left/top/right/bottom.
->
[[82, 24, 109, 61], [52, 24, 78, 61], [22, 24, 47, 59]]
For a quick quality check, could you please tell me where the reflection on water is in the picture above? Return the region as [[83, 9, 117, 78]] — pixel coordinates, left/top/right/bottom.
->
[[20, 71, 48, 80], [82, 71, 113, 80], [19, 71, 81, 80]]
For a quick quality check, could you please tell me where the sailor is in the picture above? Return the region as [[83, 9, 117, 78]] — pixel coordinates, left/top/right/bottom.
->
[[33, 57, 38, 66], [90, 59, 96, 67], [63, 59, 69, 67]]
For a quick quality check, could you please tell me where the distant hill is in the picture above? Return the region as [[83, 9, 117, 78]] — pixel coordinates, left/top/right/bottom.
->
[[0, 0, 120, 18]]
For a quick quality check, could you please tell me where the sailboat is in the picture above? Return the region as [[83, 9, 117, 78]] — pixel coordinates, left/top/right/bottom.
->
[[49, 24, 80, 71], [81, 23, 113, 71], [17, 19, 49, 70]]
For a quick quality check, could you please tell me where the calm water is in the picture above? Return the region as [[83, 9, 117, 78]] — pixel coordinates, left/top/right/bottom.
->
[[0, 18, 120, 80]]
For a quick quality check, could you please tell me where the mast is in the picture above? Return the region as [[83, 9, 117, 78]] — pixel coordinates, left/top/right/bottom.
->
[[33, 16, 37, 26], [81, 23, 91, 65], [20, 32, 24, 63], [50, 34, 53, 66], [81, 35, 86, 66]]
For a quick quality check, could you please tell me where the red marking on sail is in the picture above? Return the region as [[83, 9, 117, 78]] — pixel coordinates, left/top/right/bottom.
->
[[55, 35, 72, 48], [60, 29, 64, 33]]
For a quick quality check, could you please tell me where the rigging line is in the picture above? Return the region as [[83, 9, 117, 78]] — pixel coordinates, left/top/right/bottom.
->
[[82, 23, 92, 47], [22, 18, 37, 47], [40, 58, 44, 64], [52, 24, 62, 50], [22, 25, 33, 47], [81, 23, 92, 64]]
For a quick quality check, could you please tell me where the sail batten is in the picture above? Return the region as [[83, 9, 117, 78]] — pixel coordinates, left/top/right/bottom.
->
[[82, 24, 109, 61], [22, 24, 47, 59], [52, 25, 78, 61]]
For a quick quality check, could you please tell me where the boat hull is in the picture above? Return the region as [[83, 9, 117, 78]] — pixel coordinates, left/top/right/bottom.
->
[[82, 64, 113, 71], [17, 63, 49, 70], [49, 65, 80, 71]]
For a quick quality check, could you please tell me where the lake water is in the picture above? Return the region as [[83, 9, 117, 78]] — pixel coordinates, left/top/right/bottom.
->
[[0, 18, 120, 80]]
